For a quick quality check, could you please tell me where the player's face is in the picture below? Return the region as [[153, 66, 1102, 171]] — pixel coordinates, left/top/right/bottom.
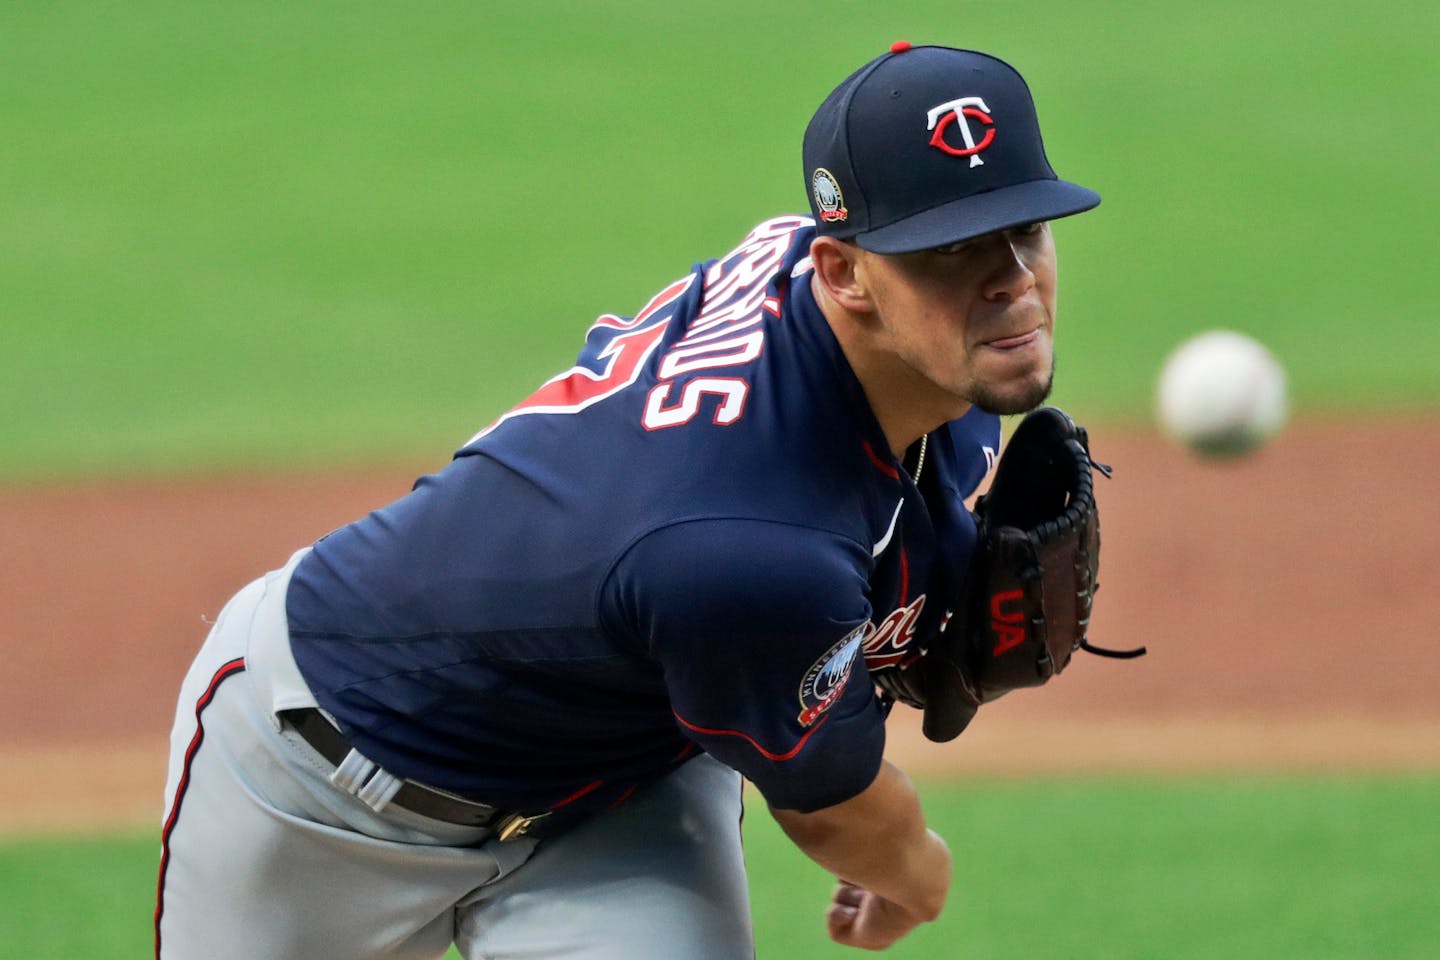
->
[[860, 222, 1059, 416]]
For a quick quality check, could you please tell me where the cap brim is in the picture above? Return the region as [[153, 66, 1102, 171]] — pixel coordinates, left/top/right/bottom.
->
[[854, 179, 1101, 254]]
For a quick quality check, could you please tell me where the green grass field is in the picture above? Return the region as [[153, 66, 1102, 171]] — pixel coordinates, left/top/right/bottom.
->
[[4, 775, 1438, 959], [4, 1, 1436, 480]]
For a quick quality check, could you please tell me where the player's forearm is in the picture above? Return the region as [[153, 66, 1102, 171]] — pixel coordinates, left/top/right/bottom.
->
[[769, 760, 951, 920]]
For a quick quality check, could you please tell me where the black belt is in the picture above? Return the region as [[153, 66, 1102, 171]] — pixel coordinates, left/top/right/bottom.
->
[[280, 708, 550, 840]]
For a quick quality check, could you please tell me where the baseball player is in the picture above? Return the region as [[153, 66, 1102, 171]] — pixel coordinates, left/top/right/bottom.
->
[[156, 43, 1113, 958]]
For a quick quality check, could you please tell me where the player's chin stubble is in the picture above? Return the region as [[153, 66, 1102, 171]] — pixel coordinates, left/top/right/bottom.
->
[[971, 360, 1055, 416]]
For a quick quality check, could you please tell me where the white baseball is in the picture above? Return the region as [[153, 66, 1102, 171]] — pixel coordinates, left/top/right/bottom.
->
[[1155, 330, 1287, 458]]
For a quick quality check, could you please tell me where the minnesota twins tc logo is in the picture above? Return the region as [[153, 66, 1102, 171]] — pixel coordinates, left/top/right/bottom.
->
[[926, 96, 995, 168]]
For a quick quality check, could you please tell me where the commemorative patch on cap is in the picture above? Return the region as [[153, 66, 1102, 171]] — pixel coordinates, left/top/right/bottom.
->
[[797, 627, 863, 726], [810, 168, 848, 223]]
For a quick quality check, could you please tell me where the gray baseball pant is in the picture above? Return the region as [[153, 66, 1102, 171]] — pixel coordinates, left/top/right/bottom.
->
[[156, 550, 755, 959]]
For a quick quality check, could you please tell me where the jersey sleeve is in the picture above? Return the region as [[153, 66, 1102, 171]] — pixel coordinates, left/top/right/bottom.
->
[[600, 518, 886, 812]]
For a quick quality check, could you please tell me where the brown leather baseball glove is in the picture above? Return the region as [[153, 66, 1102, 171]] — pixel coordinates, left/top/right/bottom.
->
[[880, 406, 1144, 742]]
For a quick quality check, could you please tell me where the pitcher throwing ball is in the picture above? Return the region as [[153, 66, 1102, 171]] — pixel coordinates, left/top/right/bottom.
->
[[157, 42, 1130, 958]]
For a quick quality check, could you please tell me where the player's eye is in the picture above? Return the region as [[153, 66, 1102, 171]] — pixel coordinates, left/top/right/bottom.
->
[[929, 238, 977, 255], [929, 222, 1045, 256]]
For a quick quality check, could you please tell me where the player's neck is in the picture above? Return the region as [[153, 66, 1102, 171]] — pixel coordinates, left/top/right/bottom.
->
[[810, 272, 968, 458]]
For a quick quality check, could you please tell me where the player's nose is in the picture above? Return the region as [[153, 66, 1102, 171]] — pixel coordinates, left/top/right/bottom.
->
[[980, 236, 1037, 303]]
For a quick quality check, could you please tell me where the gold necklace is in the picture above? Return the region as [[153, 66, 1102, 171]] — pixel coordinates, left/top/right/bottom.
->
[[910, 434, 928, 484]]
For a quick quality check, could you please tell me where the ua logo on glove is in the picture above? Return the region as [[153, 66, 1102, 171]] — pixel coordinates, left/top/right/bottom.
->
[[989, 589, 1026, 656]]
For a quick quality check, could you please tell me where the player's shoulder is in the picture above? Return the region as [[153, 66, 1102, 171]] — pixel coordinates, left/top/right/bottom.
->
[[606, 515, 871, 634], [935, 407, 1002, 496], [946, 405, 1001, 450]]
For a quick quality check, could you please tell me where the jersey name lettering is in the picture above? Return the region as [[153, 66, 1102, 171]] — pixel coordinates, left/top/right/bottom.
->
[[643, 377, 749, 430], [641, 217, 808, 431]]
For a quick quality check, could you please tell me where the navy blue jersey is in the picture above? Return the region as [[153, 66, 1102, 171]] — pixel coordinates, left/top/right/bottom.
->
[[287, 217, 1000, 816]]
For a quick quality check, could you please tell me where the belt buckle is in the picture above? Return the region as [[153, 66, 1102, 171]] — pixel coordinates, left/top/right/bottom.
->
[[495, 811, 549, 842]]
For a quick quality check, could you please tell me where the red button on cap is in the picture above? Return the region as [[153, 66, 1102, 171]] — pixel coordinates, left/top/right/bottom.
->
[[890, 41, 912, 54]]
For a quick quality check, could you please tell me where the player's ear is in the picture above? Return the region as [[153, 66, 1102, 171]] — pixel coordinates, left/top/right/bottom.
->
[[809, 237, 874, 314]]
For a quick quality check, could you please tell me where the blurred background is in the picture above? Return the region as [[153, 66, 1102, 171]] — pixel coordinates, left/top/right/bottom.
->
[[2, 2, 1437, 957], [5, 0, 1435, 480]]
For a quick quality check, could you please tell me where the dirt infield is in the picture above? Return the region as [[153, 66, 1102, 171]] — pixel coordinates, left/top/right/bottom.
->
[[4, 417, 1438, 835]]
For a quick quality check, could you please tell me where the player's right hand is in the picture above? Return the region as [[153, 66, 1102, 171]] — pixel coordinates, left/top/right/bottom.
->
[[825, 881, 928, 950]]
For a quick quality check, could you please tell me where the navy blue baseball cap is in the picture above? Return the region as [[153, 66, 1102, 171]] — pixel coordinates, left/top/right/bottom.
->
[[803, 43, 1100, 254]]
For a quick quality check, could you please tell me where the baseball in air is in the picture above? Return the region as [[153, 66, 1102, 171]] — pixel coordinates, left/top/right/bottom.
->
[[1155, 330, 1287, 458]]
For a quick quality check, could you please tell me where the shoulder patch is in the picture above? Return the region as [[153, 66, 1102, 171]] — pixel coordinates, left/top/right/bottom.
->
[[797, 627, 864, 726]]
